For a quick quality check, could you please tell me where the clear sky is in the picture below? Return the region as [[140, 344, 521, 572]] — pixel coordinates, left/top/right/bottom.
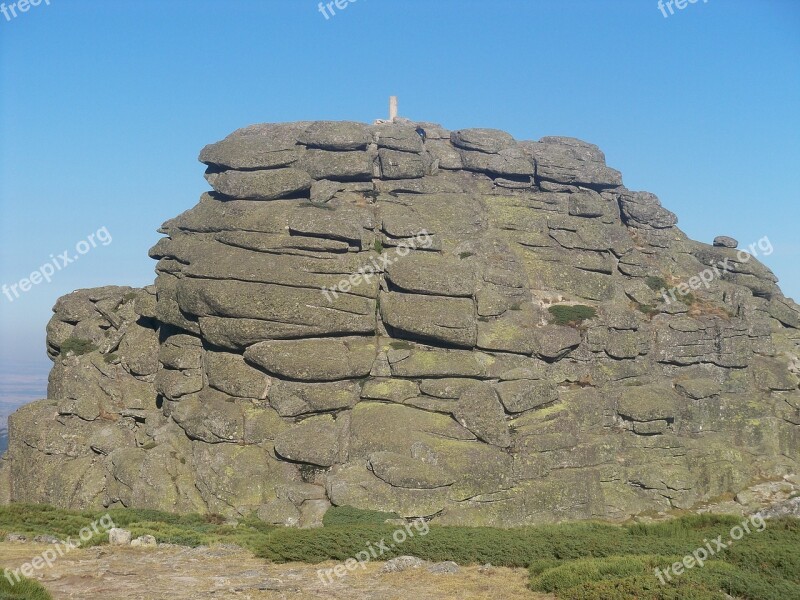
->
[[1, 0, 799, 378]]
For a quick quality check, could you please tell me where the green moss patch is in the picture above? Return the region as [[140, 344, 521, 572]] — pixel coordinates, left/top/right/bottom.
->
[[548, 304, 597, 326], [59, 338, 98, 358]]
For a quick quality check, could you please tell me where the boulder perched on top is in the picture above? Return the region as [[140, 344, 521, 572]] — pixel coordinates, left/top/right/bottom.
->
[[713, 235, 738, 248]]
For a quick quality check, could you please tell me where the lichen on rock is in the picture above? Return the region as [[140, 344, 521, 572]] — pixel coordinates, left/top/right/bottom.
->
[[2, 119, 798, 527]]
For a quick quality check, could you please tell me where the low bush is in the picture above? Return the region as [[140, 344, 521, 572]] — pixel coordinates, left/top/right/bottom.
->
[[1, 504, 798, 599], [0, 576, 53, 600], [645, 276, 668, 291], [322, 505, 399, 527], [59, 338, 97, 357], [548, 304, 597, 326]]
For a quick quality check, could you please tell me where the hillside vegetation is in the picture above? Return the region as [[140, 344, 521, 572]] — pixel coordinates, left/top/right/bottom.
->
[[1, 505, 798, 599]]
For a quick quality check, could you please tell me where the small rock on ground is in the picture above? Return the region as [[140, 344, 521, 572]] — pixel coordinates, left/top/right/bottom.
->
[[381, 555, 427, 573], [428, 561, 460, 574]]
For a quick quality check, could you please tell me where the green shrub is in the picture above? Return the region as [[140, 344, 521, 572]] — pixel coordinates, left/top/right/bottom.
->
[[528, 516, 800, 600], [528, 558, 564, 576], [1, 504, 798, 600], [322, 505, 400, 527], [373, 239, 384, 253], [0, 576, 53, 600], [59, 338, 97, 357], [0, 504, 273, 551], [548, 304, 597, 326], [679, 292, 696, 306], [530, 554, 678, 594], [635, 303, 660, 317], [531, 555, 800, 600], [645, 276, 668, 291], [553, 573, 729, 600]]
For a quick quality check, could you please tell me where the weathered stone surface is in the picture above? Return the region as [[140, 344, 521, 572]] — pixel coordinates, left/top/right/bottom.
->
[[713, 235, 738, 248], [453, 383, 511, 447], [568, 190, 609, 218], [172, 391, 244, 443], [768, 296, 800, 329], [381, 292, 477, 348], [522, 137, 622, 188], [428, 561, 461, 574], [368, 451, 456, 489], [245, 337, 376, 381], [5, 119, 799, 529], [477, 305, 540, 354], [192, 442, 294, 516], [205, 351, 272, 399], [451, 129, 515, 153], [119, 324, 159, 376], [299, 150, 373, 181], [618, 190, 678, 229], [130, 534, 157, 547], [419, 378, 479, 399], [206, 168, 312, 200], [177, 279, 376, 338], [269, 381, 360, 417], [372, 123, 425, 152], [532, 325, 582, 360], [155, 368, 203, 400], [616, 384, 680, 422], [160, 334, 203, 370], [297, 121, 371, 150], [751, 357, 798, 391], [387, 347, 487, 378], [109, 528, 132, 546], [199, 123, 308, 169], [379, 149, 427, 179], [381, 556, 427, 573], [360, 378, 419, 403], [496, 380, 557, 413], [427, 139, 463, 169], [653, 318, 751, 368], [274, 415, 339, 466], [675, 378, 722, 400], [460, 148, 534, 177]]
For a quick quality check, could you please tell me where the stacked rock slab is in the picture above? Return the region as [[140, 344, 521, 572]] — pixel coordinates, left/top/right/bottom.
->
[[2, 120, 799, 527]]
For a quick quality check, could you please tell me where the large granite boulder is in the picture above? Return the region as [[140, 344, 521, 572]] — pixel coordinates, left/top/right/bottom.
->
[[3, 119, 798, 528]]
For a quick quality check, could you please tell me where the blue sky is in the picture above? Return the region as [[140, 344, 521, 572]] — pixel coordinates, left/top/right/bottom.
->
[[0, 0, 798, 382]]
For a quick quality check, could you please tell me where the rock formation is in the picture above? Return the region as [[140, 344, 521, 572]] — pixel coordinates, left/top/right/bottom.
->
[[1, 120, 799, 526]]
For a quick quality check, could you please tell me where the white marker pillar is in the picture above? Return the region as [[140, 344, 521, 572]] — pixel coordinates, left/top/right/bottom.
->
[[389, 96, 398, 121]]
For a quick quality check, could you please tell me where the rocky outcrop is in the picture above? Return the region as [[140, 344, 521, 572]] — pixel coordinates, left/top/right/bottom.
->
[[2, 119, 799, 527]]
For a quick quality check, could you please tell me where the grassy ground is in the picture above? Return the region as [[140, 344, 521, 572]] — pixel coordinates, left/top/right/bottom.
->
[[1, 504, 798, 599], [0, 576, 53, 600]]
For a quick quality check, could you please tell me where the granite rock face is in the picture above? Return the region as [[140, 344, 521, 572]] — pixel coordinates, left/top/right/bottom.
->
[[2, 120, 799, 527]]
